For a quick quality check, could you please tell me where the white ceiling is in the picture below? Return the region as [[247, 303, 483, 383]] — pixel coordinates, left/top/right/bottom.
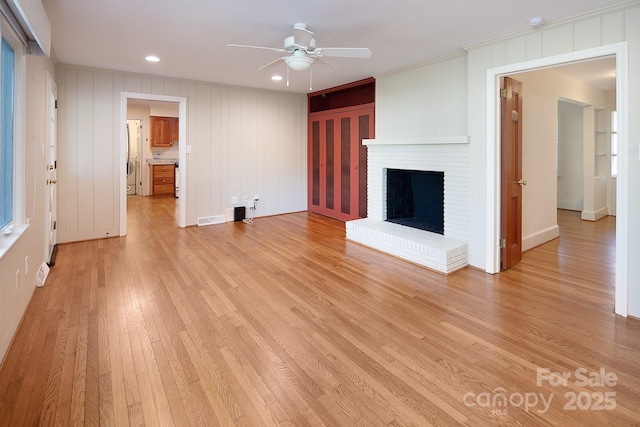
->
[[554, 57, 617, 90], [42, 0, 627, 94]]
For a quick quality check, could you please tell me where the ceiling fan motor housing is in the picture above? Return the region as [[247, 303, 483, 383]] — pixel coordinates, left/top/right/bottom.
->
[[284, 35, 316, 52]]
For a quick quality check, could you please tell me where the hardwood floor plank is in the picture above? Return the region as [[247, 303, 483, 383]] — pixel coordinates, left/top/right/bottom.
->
[[1, 199, 639, 426]]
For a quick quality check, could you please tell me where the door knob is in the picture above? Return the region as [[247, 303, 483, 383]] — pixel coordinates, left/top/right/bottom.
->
[[518, 179, 527, 186]]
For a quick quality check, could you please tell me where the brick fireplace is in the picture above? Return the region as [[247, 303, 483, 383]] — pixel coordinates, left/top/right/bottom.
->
[[346, 137, 469, 274]]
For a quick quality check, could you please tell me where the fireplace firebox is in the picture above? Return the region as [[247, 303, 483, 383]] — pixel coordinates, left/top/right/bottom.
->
[[386, 169, 444, 234]]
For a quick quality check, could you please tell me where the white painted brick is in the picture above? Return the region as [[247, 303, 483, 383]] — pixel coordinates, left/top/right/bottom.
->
[[351, 141, 471, 273], [346, 218, 468, 274]]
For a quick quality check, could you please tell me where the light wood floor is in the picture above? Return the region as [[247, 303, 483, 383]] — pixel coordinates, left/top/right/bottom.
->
[[1, 198, 638, 426]]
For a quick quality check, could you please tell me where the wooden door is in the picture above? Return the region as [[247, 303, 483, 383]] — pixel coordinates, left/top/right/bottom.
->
[[501, 77, 524, 269], [308, 105, 373, 221]]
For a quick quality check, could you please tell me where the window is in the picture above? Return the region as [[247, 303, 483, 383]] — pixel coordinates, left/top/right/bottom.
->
[[0, 36, 15, 231], [0, 13, 26, 253], [611, 110, 617, 177]]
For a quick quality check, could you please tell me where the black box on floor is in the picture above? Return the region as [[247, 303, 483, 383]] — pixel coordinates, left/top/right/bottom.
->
[[234, 206, 245, 222]]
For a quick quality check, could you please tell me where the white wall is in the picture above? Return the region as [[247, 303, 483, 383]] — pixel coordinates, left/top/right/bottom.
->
[[376, 54, 468, 139], [0, 54, 55, 362], [55, 66, 308, 242], [557, 101, 584, 211]]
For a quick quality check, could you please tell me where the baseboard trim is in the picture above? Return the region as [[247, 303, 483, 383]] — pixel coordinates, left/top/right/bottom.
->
[[523, 225, 560, 252], [581, 207, 608, 221]]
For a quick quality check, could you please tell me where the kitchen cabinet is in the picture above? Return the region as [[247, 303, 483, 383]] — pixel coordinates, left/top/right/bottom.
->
[[152, 164, 175, 195], [150, 116, 178, 147], [171, 117, 179, 142]]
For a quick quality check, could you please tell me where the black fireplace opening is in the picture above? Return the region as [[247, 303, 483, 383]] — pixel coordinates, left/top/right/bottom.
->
[[386, 169, 444, 234]]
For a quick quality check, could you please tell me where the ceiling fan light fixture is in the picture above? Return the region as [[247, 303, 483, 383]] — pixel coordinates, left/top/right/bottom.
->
[[284, 55, 314, 71]]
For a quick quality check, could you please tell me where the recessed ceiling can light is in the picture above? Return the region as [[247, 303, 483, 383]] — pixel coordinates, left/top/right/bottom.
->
[[528, 17, 545, 28], [272, 75, 283, 81], [145, 55, 160, 62]]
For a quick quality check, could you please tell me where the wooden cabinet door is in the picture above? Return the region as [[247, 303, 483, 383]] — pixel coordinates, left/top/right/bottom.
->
[[171, 117, 179, 142], [308, 105, 373, 221], [150, 116, 173, 147]]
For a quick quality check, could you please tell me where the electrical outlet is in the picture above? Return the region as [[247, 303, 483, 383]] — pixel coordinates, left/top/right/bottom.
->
[[231, 196, 238, 204]]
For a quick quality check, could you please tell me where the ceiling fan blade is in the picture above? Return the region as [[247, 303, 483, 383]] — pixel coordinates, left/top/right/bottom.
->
[[315, 47, 372, 58], [293, 25, 314, 49], [258, 57, 285, 71], [226, 44, 286, 53], [315, 56, 336, 71]]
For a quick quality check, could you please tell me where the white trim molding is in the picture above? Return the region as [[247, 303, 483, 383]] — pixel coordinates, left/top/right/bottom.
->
[[363, 136, 470, 146]]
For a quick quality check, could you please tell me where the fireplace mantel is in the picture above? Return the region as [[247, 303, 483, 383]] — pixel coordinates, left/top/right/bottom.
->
[[363, 136, 470, 146]]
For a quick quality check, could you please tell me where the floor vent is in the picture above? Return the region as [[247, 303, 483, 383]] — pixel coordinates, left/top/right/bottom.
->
[[198, 215, 225, 227], [36, 262, 50, 288]]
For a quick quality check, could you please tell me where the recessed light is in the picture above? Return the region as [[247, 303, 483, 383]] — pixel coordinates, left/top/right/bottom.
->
[[145, 55, 160, 62], [272, 75, 283, 81]]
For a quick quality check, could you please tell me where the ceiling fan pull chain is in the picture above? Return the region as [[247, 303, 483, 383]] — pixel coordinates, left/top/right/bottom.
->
[[309, 68, 313, 91], [286, 66, 290, 87]]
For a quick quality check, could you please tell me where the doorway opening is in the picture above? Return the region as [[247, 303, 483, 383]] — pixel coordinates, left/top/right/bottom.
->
[[120, 93, 187, 236], [126, 119, 142, 196], [487, 42, 628, 317]]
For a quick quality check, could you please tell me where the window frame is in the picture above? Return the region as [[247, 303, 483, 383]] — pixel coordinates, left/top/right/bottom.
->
[[0, 36, 15, 232], [0, 13, 27, 257]]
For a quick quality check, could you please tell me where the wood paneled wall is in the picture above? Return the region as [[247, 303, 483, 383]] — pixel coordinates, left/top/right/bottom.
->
[[0, 55, 55, 362], [55, 66, 308, 243], [375, 54, 467, 139]]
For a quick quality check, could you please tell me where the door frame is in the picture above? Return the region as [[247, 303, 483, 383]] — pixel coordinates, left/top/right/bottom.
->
[[485, 42, 628, 317], [119, 92, 187, 234]]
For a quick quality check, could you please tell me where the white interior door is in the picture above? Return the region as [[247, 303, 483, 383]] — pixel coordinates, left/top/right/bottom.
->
[[45, 72, 57, 263]]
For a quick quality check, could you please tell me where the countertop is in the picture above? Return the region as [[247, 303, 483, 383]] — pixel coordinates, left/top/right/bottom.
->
[[147, 158, 178, 165]]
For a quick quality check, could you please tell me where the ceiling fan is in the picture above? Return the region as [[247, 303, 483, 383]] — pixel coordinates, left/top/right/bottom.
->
[[227, 23, 372, 87]]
